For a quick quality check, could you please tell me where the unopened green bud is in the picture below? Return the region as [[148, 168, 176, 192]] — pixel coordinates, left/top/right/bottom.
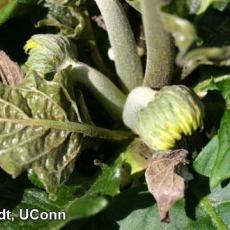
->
[[123, 85, 204, 151]]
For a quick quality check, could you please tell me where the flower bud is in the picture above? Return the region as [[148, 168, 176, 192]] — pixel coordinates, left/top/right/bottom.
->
[[123, 85, 204, 151]]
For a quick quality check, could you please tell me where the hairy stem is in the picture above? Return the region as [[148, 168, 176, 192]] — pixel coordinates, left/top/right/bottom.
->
[[141, 0, 174, 89], [0, 118, 132, 141], [70, 62, 126, 121], [94, 0, 143, 92]]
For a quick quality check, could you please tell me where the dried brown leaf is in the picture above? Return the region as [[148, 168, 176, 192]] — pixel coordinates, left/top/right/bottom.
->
[[0, 50, 24, 86], [145, 149, 189, 223]]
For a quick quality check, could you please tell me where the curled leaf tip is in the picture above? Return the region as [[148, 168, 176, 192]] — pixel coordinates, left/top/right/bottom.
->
[[23, 34, 77, 76]]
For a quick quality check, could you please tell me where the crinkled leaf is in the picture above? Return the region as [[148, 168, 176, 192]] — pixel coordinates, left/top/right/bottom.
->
[[1, 160, 123, 229], [0, 50, 24, 86], [36, 0, 86, 39], [0, 69, 83, 195], [145, 149, 189, 222], [0, 0, 37, 26]]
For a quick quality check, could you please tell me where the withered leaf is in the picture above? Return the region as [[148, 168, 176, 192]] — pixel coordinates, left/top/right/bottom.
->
[[36, 1, 86, 39], [0, 50, 24, 86], [145, 149, 189, 223]]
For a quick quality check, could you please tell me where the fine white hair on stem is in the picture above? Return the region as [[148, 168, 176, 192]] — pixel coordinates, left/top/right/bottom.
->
[[94, 0, 143, 92]]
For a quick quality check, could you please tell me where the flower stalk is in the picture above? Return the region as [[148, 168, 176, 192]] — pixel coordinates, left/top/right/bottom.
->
[[141, 0, 174, 89], [94, 0, 143, 92]]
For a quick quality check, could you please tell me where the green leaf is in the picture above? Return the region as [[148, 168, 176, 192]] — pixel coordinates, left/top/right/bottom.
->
[[189, 184, 230, 230], [190, 0, 230, 14], [24, 34, 127, 121], [1, 160, 123, 229], [0, 0, 37, 26], [0, 67, 130, 195], [162, 14, 198, 57], [83, 185, 191, 229], [193, 71, 230, 188], [0, 70, 83, 194], [84, 183, 230, 229], [209, 111, 230, 188], [161, 4, 230, 78], [193, 135, 218, 178], [194, 68, 230, 103]]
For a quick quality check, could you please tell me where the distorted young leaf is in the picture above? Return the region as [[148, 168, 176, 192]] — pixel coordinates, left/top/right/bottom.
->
[[23, 34, 77, 76], [36, 0, 86, 39], [0, 0, 37, 26], [161, 4, 230, 78], [1, 160, 123, 229], [180, 47, 230, 78], [0, 50, 24, 86], [145, 149, 189, 222], [194, 67, 230, 100]]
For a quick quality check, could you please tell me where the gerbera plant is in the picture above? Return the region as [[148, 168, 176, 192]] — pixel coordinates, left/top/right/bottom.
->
[[0, 0, 230, 229]]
